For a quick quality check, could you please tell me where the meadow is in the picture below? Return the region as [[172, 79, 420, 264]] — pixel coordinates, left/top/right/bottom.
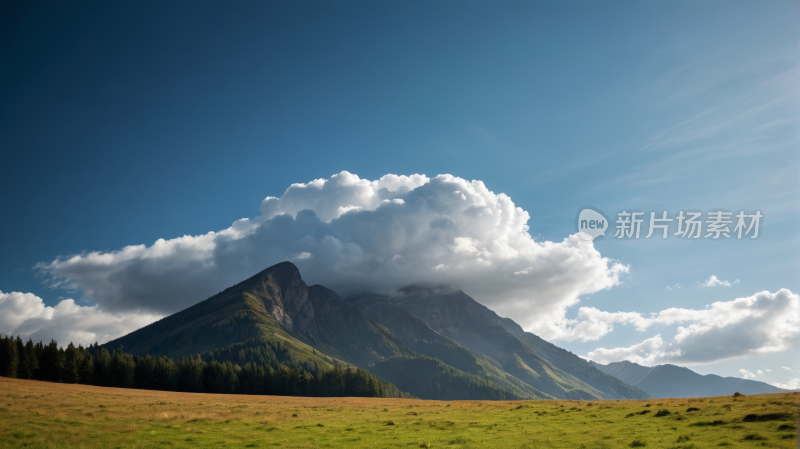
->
[[0, 377, 795, 448]]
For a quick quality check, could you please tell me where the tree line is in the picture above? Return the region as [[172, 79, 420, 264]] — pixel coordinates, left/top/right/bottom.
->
[[0, 335, 411, 398]]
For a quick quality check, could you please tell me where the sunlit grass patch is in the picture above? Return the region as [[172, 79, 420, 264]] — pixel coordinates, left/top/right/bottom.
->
[[0, 377, 796, 448]]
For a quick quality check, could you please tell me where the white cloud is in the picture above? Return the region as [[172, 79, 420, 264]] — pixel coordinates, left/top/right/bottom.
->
[[586, 289, 800, 365], [699, 275, 738, 288], [586, 335, 679, 365], [764, 369, 771, 372], [783, 367, 792, 371], [666, 283, 681, 291], [36, 172, 629, 340], [0, 291, 161, 346], [773, 378, 800, 390], [292, 252, 313, 261], [757, 370, 764, 375], [739, 369, 756, 379]]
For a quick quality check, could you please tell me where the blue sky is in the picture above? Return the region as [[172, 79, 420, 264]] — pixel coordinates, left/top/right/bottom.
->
[[1, 1, 798, 387]]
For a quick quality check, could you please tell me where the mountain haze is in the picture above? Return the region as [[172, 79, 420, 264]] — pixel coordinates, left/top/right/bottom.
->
[[590, 360, 791, 398]]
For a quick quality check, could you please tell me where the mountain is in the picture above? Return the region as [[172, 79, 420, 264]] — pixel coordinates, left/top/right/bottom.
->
[[348, 296, 551, 399], [105, 262, 411, 368], [589, 360, 791, 398], [346, 287, 648, 400], [103, 262, 529, 400]]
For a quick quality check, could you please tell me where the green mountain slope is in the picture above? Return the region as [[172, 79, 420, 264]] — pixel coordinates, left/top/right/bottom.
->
[[104, 263, 411, 368], [346, 288, 648, 400], [371, 355, 532, 401], [349, 296, 550, 400], [103, 262, 534, 401]]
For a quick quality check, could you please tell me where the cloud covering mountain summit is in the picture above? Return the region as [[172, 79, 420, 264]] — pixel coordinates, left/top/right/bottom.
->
[[39, 171, 627, 339]]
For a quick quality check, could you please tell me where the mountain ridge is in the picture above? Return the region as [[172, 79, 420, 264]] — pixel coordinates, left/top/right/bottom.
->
[[104, 262, 533, 400], [104, 261, 648, 401], [589, 360, 792, 398], [346, 289, 648, 400]]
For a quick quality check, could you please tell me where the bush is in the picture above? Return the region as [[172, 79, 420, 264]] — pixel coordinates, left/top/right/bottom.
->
[[742, 433, 767, 441], [777, 423, 796, 431], [686, 407, 700, 412], [743, 413, 791, 422], [654, 409, 671, 417], [689, 420, 726, 427], [629, 438, 646, 447]]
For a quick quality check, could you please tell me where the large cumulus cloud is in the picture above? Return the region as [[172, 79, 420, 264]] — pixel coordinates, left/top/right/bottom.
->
[[586, 289, 800, 365], [0, 291, 161, 345], [37, 172, 627, 339]]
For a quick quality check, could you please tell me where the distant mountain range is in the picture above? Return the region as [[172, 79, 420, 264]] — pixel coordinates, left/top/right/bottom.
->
[[589, 360, 791, 398], [105, 262, 647, 401]]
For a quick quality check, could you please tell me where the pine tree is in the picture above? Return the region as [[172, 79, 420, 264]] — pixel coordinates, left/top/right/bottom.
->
[[4, 337, 19, 378], [63, 343, 81, 384], [77, 348, 93, 385], [19, 339, 38, 379], [93, 347, 111, 386]]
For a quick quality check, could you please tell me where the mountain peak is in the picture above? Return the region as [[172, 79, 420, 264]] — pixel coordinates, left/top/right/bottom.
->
[[242, 261, 302, 286]]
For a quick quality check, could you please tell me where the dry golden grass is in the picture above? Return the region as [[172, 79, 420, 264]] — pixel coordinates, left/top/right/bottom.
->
[[0, 377, 796, 448]]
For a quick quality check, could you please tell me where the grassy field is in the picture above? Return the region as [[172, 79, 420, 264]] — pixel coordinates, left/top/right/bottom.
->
[[0, 377, 796, 448]]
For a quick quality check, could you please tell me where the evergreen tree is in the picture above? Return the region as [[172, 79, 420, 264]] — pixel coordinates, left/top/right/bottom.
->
[[110, 346, 135, 388], [38, 340, 63, 382], [93, 347, 111, 387], [63, 343, 81, 384], [77, 347, 94, 385], [19, 339, 38, 379]]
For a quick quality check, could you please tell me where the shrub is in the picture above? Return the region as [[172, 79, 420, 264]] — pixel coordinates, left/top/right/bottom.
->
[[676, 435, 691, 443], [777, 423, 796, 431], [742, 433, 767, 441], [743, 413, 790, 422], [654, 410, 671, 417], [689, 420, 726, 427], [629, 438, 646, 447], [732, 392, 743, 397], [686, 407, 700, 412]]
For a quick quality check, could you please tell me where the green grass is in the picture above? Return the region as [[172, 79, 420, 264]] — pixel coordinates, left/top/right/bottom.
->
[[0, 377, 796, 448]]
